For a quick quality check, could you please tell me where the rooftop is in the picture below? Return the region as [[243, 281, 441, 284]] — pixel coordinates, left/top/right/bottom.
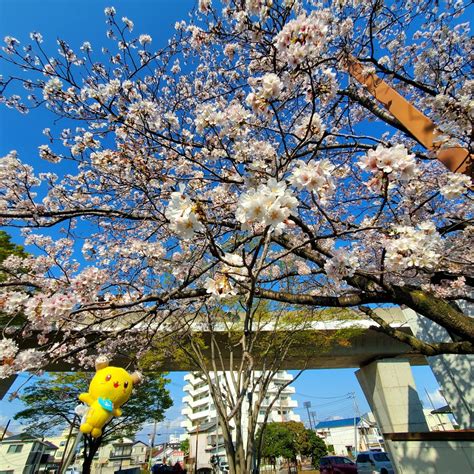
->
[[316, 417, 361, 429]]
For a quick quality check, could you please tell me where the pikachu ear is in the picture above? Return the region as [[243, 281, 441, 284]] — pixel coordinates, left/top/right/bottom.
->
[[95, 356, 109, 371], [130, 371, 143, 386]]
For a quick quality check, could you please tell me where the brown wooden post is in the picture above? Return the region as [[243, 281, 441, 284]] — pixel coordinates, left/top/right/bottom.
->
[[343, 55, 472, 177]]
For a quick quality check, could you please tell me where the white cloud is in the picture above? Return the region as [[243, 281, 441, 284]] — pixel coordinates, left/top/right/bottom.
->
[[423, 389, 446, 409]]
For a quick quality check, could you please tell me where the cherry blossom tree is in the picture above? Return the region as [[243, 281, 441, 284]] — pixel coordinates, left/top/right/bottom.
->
[[143, 301, 341, 474], [0, 0, 473, 427]]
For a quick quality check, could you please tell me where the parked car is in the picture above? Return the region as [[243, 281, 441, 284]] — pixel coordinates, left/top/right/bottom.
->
[[65, 468, 81, 474], [356, 451, 394, 474], [152, 464, 174, 473], [319, 455, 357, 473]]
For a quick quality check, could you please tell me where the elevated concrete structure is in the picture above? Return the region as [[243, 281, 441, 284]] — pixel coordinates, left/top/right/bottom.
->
[[356, 359, 429, 434], [404, 304, 473, 430], [2, 306, 472, 473], [0, 308, 427, 399]]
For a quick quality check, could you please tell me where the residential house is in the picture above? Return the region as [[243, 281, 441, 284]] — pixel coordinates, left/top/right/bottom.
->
[[315, 417, 383, 457], [0, 433, 58, 474], [92, 438, 148, 474]]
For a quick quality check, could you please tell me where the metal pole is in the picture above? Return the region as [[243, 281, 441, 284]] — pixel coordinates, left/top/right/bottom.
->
[[194, 425, 199, 474], [352, 393, 358, 458], [148, 418, 157, 471], [304, 402, 313, 430], [310, 411, 317, 431], [58, 417, 78, 474]]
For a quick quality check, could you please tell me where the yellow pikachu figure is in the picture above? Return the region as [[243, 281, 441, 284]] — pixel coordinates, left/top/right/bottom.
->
[[79, 356, 142, 438]]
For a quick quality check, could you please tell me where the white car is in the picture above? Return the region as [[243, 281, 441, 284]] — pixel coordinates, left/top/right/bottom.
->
[[356, 451, 394, 474], [65, 468, 81, 474]]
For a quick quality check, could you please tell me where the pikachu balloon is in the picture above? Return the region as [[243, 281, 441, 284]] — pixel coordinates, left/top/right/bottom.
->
[[79, 356, 142, 438]]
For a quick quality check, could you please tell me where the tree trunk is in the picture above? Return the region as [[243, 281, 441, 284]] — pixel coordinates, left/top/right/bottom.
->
[[82, 455, 93, 474], [82, 435, 102, 474]]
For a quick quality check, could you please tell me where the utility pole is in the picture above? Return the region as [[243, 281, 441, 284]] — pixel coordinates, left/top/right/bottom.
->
[[310, 411, 317, 431], [194, 424, 199, 474], [148, 418, 158, 471], [351, 393, 358, 458], [303, 401, 313, 430]]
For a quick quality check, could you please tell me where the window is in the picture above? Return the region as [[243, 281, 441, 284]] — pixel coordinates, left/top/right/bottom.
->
[[373, 453, 390, 462], [0, 470, 15, 474], [319, 459, 328, 466], [7, 444, 23, 453], [112, 446, 132, 457], [356, 454, 370, 463]]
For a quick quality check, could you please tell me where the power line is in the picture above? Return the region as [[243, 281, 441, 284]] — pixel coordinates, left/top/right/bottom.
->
[[297, 392, 352, 400]]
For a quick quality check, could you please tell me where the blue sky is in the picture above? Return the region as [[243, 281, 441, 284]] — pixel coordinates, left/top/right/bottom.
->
[[0, 0, 447, 444]]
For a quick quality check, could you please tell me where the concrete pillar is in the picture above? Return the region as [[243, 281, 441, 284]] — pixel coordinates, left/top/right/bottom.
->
[[403, 307, 473, 429], [356, 359, 429, 434], [356, 359, 429, 474]]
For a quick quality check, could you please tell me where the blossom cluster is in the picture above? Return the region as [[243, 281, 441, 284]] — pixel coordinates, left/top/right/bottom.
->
[[293, 113, 325, 141], [440, 173, 471, 200], [246, 73, 283, 115], [273, 11, 330, 68], [385, 221, 443, 271], [236, 178, 297, 232], [324, 248, 359, 281], [0, 338, 44, 378], [205, 252, 248, 298], [195, 101, 250, 138], [165, 187, 205, 239], [289, 159, 335, 201], [358, 144, 418, 192]]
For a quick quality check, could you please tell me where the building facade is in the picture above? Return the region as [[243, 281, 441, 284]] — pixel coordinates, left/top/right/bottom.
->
[[181, 370, 300, 471], [316, 409, 455, 458], [315, 416, 384, 457], [91, 438, 148, 473], [0, 433, 57, 474]]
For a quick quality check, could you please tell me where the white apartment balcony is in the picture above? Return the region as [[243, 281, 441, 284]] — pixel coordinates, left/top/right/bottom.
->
[[366, 434, 383, 447], [184, 373, 195, 382], [183, 384, 193, 392], [261, 397, 298, 409], [188, 411, 210, 422], [279, 399, 298, 408], [181, 419, 192, 429], [188, 395, 212, 409], [273, 372, 294, 382], [181, 407, 192, 416], [187, 384, 211, 397], [288, 413, 301, 422], [182, 395, 193, 405]]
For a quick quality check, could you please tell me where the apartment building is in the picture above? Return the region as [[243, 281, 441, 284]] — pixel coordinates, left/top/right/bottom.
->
[[181, 370, 300, 471]]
